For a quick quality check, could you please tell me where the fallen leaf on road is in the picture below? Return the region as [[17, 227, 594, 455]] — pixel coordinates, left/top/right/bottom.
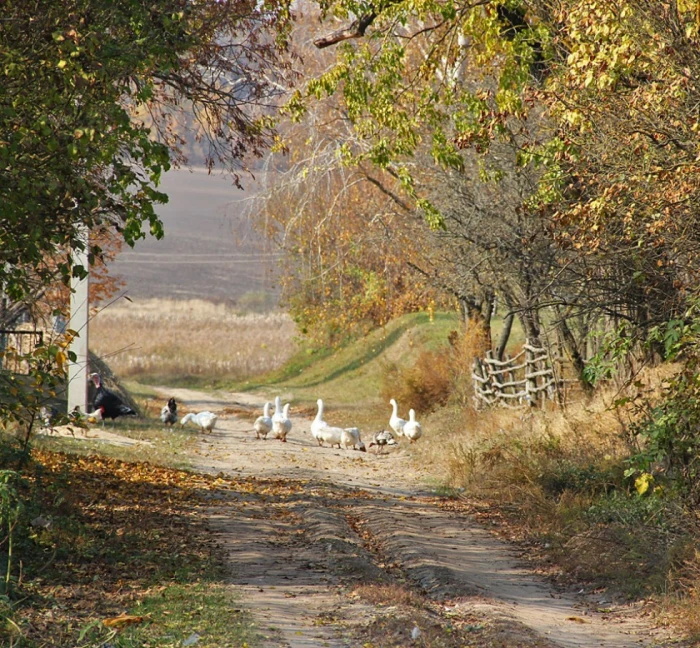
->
[[102, 613, 150, 628]]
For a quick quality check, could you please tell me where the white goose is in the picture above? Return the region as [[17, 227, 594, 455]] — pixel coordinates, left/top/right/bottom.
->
[[341, 427, 366, 451], [311, 400, 364, 451], [271, 396, 283, 426], [311, 398, 329, 446], [316, 424, 345, 448], [180, 411, 218, 433], [253, 402, 273, 439], [389, 399, 406, 438], [271, 402, 292, 442], [403, 409, 422, 443]]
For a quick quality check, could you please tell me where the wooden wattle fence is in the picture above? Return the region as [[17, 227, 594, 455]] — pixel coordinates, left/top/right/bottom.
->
[[0, 329, 44, 375], [472, 340, 560, 409]]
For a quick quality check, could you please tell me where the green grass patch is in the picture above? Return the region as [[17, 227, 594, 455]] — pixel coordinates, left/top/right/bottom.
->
[[31, 414, 197, 470], [232, 312, 459, 413], [79, 582, 258, 648], [0, 448, 260, 648]]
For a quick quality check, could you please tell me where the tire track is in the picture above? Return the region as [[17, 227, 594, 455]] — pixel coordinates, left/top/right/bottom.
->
[[157, 387, 675, 648]]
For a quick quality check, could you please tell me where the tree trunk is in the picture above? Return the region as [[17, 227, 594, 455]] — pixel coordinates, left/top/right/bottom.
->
[[555, 307, 592, 392], [495, 311, 514, 361], [518, 308, 543, 349], [458, 295, 493, 349]]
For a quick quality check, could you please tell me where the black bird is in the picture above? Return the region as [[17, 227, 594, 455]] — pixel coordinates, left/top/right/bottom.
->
[[160, 397, 178, 426], [89, 373, 137, 421], [368, 429, 397, 453], [39, 405, 60, 431]]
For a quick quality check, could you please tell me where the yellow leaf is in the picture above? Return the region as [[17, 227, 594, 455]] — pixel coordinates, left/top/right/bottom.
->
[[102, 613, 149, 628], [635, 473, 654, 496]]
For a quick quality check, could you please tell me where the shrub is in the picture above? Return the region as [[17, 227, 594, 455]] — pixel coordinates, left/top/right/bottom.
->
[[625, 361, 700, 503], [380, 346, 453, 413], [624, 309, 700, 504], [379, 325, 487, 413], [538, 460, 621, 498]]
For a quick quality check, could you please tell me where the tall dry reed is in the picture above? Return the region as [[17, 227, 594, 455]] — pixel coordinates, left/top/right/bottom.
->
[[89, 298, 298, 382]]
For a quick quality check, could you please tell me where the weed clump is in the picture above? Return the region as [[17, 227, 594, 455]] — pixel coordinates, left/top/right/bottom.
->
[[380, 326, 486, 413], [381, 347, 453, 413]]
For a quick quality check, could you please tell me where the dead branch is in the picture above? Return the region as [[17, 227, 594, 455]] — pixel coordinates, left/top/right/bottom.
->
[[314, 12, 376, 48]]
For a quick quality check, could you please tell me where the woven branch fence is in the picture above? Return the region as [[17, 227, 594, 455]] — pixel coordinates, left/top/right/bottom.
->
[[0, 330, 44, 375], [472, 339, 567, 409]]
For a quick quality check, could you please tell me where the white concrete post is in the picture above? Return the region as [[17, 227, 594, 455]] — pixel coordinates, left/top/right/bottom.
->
[[67, 226, 90, 414]]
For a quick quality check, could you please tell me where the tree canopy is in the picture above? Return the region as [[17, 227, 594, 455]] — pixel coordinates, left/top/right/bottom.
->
[[0, 0, 292, 318], [0, 0, 292, 433], [269, 0, 700, 367]]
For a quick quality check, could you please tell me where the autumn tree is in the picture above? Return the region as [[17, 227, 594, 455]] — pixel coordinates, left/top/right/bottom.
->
[[1, 0, 292, 306], [281, 0, 700, 371], [278, 2, 565, 356], [255, 7, 448, 345], [537, 2, 700, 335], [258, 118, 443, 345], [0, 0, 292, 431]]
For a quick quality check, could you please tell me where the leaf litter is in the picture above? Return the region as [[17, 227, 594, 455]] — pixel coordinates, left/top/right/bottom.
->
[[10, 385, 685, 648]]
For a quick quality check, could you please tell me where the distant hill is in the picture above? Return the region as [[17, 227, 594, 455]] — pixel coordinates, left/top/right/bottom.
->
[[109, 167, 281, 306]]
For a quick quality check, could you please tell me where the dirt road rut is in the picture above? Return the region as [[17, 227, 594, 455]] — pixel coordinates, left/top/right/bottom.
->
[[158, 387, 674, 648]]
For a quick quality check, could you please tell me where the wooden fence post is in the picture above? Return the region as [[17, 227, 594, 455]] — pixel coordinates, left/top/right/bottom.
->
[[472, 358, 488, 410], [485, 349, 502, 403], [524, 339, 538, 406]]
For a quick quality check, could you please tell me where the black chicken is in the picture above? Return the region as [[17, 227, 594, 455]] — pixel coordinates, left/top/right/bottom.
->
[[89, 373, 137, 421], [160, 397, 178, 426], [39, 405, 59, 430], [368, 429, 397, 453]]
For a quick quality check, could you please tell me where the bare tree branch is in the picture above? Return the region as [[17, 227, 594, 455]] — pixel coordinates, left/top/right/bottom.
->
[[314, 12, 376, 48]]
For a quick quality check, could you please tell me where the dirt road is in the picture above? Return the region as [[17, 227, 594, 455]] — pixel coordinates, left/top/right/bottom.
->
[[157, 387, 673, 648]]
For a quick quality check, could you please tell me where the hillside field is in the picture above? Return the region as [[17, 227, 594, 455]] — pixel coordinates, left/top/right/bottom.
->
[[109, 167, 279, 305]]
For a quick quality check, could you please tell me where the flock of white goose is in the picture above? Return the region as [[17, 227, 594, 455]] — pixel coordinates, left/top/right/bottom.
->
[[252, 395, 423, 452], [174, 393, 423, 453]]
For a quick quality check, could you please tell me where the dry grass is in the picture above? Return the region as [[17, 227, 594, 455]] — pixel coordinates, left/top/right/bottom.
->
[[414, 374, 639, 495], [410, 364, 700, 631], [89, 298, 298, 383], [351, 583, 425, 608]]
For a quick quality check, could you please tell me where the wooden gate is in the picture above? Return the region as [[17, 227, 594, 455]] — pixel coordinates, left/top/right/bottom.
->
[[472, 340, 558, 409]]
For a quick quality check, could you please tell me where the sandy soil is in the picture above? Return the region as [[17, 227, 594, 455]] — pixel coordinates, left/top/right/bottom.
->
[[38, 423, 154, 447], [147, 387, 674, 648]]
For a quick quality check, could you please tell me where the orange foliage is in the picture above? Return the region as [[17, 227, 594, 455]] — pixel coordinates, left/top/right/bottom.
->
[[260, 164, 447, 345], [381, 345, 454, 414]]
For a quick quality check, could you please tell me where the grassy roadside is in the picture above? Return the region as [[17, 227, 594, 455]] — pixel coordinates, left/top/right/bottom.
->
[[0, 435, 259, 647], [14, 300, 700, 644], [228, 311, 463, 430], [411, 377, 700, 639], [31, 416, 195, 469]]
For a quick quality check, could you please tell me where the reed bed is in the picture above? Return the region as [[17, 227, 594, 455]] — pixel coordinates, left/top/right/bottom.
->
[[90, 298, 298, 382]]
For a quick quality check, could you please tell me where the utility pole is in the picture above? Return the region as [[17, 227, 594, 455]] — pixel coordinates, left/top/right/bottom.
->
[[67, 226, 90, 414]]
